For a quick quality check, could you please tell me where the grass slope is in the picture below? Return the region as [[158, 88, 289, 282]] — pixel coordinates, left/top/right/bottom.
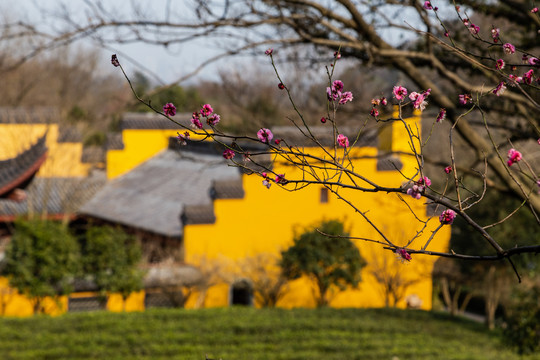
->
[[0, 307, 530, 360]]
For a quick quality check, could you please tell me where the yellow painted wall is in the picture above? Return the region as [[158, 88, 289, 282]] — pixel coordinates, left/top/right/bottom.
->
[[183, 113, 450, 309], [0, 124, 91, 177], [0, 277, 145, 316], [106, 129, 208, 179]]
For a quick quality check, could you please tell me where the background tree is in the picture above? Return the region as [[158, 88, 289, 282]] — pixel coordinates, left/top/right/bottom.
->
[[450, 189, 540, 328], [238, 253, 289, 308], [368, 250, 425, 308], [2, 219, 80, 314], [281, 220, 366, 307], [129, 71, 205, 114], [81, 225, 144, 311], [503, 281, 540, 355]]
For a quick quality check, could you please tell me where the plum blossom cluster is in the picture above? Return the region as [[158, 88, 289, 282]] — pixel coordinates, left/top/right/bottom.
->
[[491, 27, 500, 43], [459, 94, 472, 105], [436, 108, 446, 123], [326, 80, 353, 105], [190, 104, 221, 129], [260, 172, 287, 189], [507, 148, 522, 166], [370, 96, 387, 118], [463, 19, 479, 35], [439, 209, 457, 225], [406, 176, 431, 200], [409, 89, 431, 111], [508, 69, 537, 86], [176, 131, 190, 146], [391, 84, 433, 111], [395, 248, 412, 262]]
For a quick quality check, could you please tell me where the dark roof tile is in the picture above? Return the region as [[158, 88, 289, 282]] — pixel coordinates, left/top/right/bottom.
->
[[0, 134, 48, 197]]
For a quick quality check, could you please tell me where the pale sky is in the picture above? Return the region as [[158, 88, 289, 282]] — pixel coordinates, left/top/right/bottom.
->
[[4, 0, 453, 86], [5, 0, 239, 85]]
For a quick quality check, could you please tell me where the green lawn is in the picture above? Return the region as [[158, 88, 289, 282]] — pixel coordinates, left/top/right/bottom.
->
[[0, 307, 531, 359]]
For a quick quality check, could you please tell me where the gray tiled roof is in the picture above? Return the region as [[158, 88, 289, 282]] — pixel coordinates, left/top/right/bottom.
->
[[0, 173, 106, 219], [271, 126, 378, 148], [79, 149, 242, 237], [121, 112, 192, 130], [106, 133, 124, 150], [0, 107, 59, 124], [57, 126, 83, 143], [0, 134, 48, 197], [81, 146, 105, 164], [211, 179, 245, 199]]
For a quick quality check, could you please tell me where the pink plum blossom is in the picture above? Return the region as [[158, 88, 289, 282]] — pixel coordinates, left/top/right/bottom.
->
[[223, 149, 235, 160], [459, 94, 472, 105], [496, 59, 505, 70], [320, 117, 327, 123], [507, 148, 522, 166], [407, 177, 430, 199], [327, 80, 347, 102], [201, 104, 213, 116], [439, 209, 457, 225], [337, 134, 349, 148], [444, 166, 452, 174], [265, 48, 273, 56], [333, 80, 344, 92], [370, 108, 379, 117], [503, 43, 516, 55], [275, 174, 287, 184], [436, 108, 446, 123], [423, 1, 432, 10], [176, 131, 190, 146], [111, 54, 120, 67], [418, 176, 431, 186], [468, 24, 480, 34], [191, 113, 203, 129], [529, 57, 539, 66], [491, 28, 500, 43], [523, 69, 534, 84], [163, 103, 176, 117], [339, 91, 353, 104], [396, 248, 412, 262], [334, 51, 341, 59], [493, 82, 506, 96], [410, 90, 429, 111], [207, 114, 220, 126], [257, 128, 274, 143], [406, 185, 423, 199], [278, 83, 285, 90], [393, 85, 408, 101], [532, 7, 538, 13]]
